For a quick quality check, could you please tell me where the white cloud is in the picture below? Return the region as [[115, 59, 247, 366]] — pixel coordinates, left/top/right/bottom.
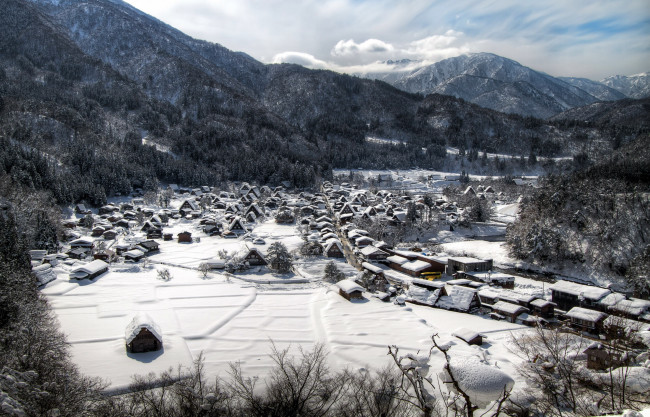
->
[[123, 0, 650, 79], [272, 52, 330, 69], [331, 38, 394, 56]]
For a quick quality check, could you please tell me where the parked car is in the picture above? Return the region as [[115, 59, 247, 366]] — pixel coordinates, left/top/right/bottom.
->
[[253, 238, 266, 245]]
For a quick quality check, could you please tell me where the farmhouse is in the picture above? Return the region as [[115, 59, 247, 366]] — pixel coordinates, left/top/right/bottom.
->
[[549, 280, 611, 311], [240, 246, 267, 266], [125, 314, 163, 354], [69, 260, 108, 280], [565, 307, 608, 333], [435, 286, 480, 312], [324, 240, 345, 258], [336, 280, 364, 301]]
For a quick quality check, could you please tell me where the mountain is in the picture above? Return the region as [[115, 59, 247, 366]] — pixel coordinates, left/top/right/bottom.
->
[[363, 53, 600, 119], [2, 0, 648, 208], [601, 73, 650, 99], [558, 77, 627, 102], [551, 97, 650, 130]]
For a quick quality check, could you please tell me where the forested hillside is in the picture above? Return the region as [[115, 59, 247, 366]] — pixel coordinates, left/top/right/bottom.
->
[[506, 134, 650, 294]]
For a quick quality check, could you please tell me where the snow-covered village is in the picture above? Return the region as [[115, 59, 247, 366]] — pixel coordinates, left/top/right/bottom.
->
[[23, 169, 648, 416], [2, 0, 650, 416]]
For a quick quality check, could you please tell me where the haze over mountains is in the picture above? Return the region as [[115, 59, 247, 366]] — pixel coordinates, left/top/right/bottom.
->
[[0, 0, 648, 206], [362, 53, 649, 118]]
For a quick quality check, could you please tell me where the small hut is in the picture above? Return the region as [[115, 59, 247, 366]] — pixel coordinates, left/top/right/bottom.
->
[[125, 314, 163, 353], [178, 231, 192, 243], [336, 280, 364, 301], [452, 327, 483, 346]]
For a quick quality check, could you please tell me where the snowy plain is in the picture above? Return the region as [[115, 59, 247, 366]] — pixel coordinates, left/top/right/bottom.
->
[[43, 215, 532, 395]]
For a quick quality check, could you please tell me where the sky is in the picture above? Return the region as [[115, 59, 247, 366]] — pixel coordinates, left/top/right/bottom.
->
[[123, 0, 650, 80]]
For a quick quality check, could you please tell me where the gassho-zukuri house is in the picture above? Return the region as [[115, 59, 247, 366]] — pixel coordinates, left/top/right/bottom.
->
[[125, 313, 163, 353]]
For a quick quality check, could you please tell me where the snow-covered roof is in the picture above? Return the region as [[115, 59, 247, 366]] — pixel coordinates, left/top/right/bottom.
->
[[125, 313, 162, 344], [530, 298, 554, 308], [70, 260, 108, 276], [386, 255, 409, 265], [401, 260, 433, 272], [452, 328, 481, 343], [124, 249, 145, 258], [411, 278, 445, 289], [492, 301, 526, 315], [598, 292, 627, 307], [448, 256, 485, 264], [70, 237, 94, 247], [477, 288, 535, 304], [324, 240, 343, 252], [549, 280, 610, 301], [407, 286, 440, 306], [566, 307, 607, 322], [361, 262, 385, 274], [336, 280, 364, 294], [603, 316, 650, 332], [609, 298, 650, 316], [436, 286, 476, 311], [466, 271, 515, 284], [360, 246, 387, 256]]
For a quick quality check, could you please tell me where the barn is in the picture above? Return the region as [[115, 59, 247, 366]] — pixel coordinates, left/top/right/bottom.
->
[[125, 314, 163, 354]]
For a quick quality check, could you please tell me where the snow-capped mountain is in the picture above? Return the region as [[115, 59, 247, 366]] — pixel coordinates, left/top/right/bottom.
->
[[558, 77, 627, 102], [600, 73, 650, 99], [377, 53, 601, 118]]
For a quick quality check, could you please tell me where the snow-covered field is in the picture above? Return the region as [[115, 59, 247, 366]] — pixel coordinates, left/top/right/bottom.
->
[[43, 216, 532, 393]]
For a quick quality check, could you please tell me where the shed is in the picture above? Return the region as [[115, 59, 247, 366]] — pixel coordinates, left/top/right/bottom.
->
[[336, 280, 364, 301], [178, 231, 192, 243], [125, 314, 163, 353], [583, 343, 626, 370], [452, 328, 483, 345]]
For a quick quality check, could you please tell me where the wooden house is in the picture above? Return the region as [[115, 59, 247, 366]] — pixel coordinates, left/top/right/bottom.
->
[[139, 240, 160, 253], [549, 280, 611, 311], [530, 299, 556, 318], [447, 257, 493, 275], [360, 246, 389, 261], [124, 249, 145, 262], [491, 301, 527, 323], [125, 314, 163, 354], [102, 230, 118, 240], [163, 233, 173, 241], [241, 247, 267, 266], [435, 286, 480, 313], [452, 328, 483, 346], [336, 280, 364, 301], [584, 343, 626, 370], [179, 199, 200, 215], [324, 240, 345, 258], [93, 250, 115, 262], [565, 307, 608, 334], [178, 231, 192, 243], [69, 260, 108, 280], [228, 217, 247, 234]]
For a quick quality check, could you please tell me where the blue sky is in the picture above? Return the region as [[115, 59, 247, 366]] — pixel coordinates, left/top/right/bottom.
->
[[123, 0, 650, 79]]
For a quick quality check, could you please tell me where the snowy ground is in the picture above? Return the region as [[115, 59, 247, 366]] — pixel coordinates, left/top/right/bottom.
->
[[43, 213, 532, 393]]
